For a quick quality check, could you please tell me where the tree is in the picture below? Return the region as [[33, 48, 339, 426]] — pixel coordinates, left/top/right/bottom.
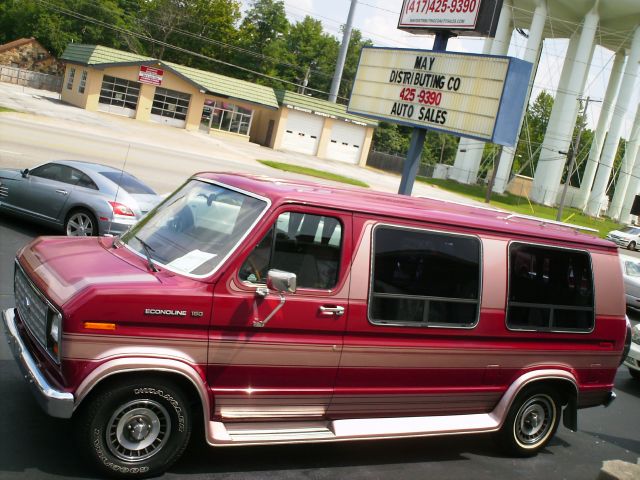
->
[[235, 0, 289, 84], [0, 0, 134, 56]]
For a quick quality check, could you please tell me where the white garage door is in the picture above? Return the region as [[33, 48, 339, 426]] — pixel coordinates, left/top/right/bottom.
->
[[326, 121, 366, 165], [282, 110, 324, 156]]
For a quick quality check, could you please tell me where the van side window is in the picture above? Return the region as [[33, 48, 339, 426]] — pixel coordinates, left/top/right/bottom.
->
[[240, 212, 342, 289], [369, 226, 481, 327], [507, 244, 594, 332]]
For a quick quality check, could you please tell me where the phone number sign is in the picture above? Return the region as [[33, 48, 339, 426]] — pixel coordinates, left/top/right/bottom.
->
[[138, 65, 164, 86], [347, 47, 532, 146], [399, 0, 481, 29]]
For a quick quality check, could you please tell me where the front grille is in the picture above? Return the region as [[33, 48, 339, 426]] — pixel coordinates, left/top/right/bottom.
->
[[14, 263, 50, 348], [0, 183, 7, 197]]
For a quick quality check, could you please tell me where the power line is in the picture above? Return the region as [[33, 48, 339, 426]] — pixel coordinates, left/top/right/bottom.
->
[[36, 0, 350, 101]]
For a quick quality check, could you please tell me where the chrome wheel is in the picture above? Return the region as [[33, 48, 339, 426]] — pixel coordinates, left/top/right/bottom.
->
[[513, 394, 556, 448], [66, 211, 96, 236], [106, 400, 171, 462]]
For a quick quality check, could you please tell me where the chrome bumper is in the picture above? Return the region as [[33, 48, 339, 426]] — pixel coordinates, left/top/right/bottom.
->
[[2, 308, 74, 418]]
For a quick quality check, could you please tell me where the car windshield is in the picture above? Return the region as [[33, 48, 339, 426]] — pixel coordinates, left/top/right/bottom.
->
[[100, 171, 156, 195], [620, 227, 640, 235], [121, 179, 268, 276], [625, 260, 640, 277]]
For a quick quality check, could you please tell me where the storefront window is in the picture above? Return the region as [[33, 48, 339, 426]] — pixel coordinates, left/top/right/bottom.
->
[[201, 99, 253, 135]]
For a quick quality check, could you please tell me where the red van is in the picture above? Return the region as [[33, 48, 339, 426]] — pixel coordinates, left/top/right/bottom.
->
[[3, 173, 630, 477]]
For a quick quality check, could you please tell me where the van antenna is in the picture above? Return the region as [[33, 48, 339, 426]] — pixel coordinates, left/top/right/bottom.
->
[[108, 143, 131, 239]]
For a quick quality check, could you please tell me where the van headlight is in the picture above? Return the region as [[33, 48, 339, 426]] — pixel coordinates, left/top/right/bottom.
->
[[632, 325, 640, 345], [47, 310, 62, 361]]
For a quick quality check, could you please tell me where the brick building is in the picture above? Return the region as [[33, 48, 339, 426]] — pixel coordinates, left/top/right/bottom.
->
[[0, 37, 61, 75]]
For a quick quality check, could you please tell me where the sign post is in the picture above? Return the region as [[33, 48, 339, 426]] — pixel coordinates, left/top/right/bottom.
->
[[398, 32, 452, 195]]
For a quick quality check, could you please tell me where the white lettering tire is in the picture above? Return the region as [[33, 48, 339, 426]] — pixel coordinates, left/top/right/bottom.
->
[[75, 377, 192, 478]]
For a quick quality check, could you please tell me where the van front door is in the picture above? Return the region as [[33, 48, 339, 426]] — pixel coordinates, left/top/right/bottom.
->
[[210, 207, 351, 421]]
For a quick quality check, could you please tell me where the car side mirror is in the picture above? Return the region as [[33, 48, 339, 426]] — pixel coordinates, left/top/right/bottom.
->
[[266, 269, 297, 294], [253, 270, 296, 328], [21, 169, 29, 178]]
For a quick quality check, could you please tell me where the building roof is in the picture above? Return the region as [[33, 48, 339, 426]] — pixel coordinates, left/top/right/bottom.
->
[[61, 44, 279, 109], [0, 37, 47, 54], [196, 172, 614, 249], [275, 90, 377, 127]]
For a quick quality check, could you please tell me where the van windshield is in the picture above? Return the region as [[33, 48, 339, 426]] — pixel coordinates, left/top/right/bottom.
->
[[121, 179, 268, 276]]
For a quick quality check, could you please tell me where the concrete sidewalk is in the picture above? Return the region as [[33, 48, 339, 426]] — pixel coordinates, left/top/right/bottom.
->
[[0, 81, 479, 204]]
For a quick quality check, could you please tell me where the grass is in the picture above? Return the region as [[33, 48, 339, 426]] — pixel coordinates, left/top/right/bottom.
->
[[417, 177, 622, 238], [258, 160, 369, 188], [0, 106, 17, 112]]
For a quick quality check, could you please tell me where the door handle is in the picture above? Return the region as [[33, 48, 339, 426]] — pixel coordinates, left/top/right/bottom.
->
[[55, 189, 68, 195], [319, 306, 345, 317]]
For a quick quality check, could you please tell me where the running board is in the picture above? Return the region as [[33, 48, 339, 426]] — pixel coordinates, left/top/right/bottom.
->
[[208, 412, 500, 446]]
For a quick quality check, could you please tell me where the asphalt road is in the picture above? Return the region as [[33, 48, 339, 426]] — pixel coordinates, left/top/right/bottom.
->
[[0, 214, 639, 480]]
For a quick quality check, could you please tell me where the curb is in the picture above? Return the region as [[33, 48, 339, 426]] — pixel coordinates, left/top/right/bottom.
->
[[597, 460, 640, 480]]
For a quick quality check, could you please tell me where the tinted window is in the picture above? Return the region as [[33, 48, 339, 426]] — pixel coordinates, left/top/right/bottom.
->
[[30, 163, 74, 184], [240, 212, 342, 290], [507, 244, 594, 332], [100, 171, 155, 194], [369, 226, 481, 327], [75, 171, 98, 190]]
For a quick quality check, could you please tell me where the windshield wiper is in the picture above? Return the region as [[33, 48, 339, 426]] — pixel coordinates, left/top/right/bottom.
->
[[135, 235, 158, 272]]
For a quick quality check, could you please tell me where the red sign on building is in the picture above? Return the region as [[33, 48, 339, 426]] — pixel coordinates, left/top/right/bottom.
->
[[138, 65, 164, 86]]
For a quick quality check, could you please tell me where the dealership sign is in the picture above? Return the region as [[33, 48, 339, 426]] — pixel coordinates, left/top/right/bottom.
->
[[398, 0, 503, 37], [138, 65, 164, 86], [347, 47, 532, 146]]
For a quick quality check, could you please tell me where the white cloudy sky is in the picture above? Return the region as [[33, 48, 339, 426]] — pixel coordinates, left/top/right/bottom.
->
[[239, 0, 637, 134]]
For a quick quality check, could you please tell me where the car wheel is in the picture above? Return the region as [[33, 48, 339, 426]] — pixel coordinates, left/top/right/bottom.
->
[[65, 209, 98, 236], [630, 368, 640, 381], [497, 386, 561, 456], [628, 241, 636, 251], [75, 377, 192, 478]]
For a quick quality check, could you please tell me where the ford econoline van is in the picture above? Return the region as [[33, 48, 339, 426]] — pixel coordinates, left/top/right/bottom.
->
[[3, 173, 630, 477]]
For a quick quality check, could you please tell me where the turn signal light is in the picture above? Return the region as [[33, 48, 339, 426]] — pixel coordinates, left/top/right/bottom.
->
[[108, 201, 135, 217], [84, 322, 116, 330]]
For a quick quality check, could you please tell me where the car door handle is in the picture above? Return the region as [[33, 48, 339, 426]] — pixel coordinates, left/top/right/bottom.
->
[[55, 189, 68, 195], [319, 306, 345, 317]]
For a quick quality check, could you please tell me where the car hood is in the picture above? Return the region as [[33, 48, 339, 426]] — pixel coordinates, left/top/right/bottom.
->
[[17, 236, 160, 306], [0, 168, 23, 179], [625, 276, 640, 297]]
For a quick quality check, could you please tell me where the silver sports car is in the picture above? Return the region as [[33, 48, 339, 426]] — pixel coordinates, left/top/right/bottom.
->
[[0, 160, 160, 236]]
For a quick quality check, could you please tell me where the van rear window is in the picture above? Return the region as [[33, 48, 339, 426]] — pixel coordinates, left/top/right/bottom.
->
[[507, 243, 594, 332], [369, 226, 481, 328]]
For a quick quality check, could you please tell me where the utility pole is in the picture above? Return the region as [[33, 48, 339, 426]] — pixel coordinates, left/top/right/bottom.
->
[[329, 0, 357, 103], [485, 145, 503, 203], [299, 63, 314, 95], [556, 96, 599, 221]]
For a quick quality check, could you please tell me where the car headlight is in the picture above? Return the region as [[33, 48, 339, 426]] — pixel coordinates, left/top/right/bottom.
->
[[632, 325, 640, 345], [47, 310, 62, 361]]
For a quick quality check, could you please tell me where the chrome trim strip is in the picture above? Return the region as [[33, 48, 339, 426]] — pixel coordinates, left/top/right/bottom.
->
[[206, 369, 578, 446], [2, 308, 74, 418]]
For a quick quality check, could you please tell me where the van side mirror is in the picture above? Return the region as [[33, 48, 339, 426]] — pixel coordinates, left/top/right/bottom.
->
[[21, 169, 29, 178], [266, 269, 297, 294], [253, 270, 296, 328]]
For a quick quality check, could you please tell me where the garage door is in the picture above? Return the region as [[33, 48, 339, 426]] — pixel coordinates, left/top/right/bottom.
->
[[326, 121, 366, 165], [98, 75, 140, 118], [150, 87, 191, 128], [281, 110, 324, 156]]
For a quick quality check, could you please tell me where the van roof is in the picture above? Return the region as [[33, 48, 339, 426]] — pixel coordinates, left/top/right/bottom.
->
[[197, 172, 616, 250]]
